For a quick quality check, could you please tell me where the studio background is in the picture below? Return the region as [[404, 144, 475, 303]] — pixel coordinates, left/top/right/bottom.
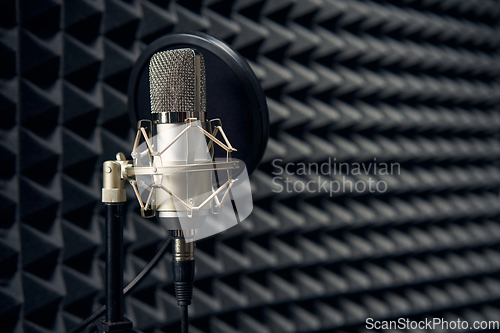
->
[[1, 0, 500, 332]]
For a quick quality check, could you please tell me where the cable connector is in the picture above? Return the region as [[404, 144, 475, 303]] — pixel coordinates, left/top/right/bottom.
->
[[171, 230, 195, 333], [171, 230, 195, 306]]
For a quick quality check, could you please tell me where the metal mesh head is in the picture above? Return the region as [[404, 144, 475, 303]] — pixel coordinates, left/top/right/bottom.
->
[[149, 48, 206, 114]]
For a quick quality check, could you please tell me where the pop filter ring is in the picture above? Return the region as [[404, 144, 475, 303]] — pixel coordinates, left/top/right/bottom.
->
[[128, 32, 269, 176]]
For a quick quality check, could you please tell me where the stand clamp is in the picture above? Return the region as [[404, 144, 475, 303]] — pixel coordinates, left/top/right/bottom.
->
[[102, 153, 131, 204]]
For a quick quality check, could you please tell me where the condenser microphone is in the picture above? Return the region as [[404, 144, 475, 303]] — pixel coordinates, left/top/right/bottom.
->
[[148, 49, 212, 328], [126, 35, 269, 333], [149, 48, 213, 231]]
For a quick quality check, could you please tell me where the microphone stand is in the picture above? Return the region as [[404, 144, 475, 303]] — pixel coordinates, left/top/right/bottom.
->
[[96, 117, 239, 333], [99, 156, 133, 333]]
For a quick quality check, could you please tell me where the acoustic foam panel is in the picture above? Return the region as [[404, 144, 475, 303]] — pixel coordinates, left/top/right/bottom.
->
[[1, 0, 500, 332]]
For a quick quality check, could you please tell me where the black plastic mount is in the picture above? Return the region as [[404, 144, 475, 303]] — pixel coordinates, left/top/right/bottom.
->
[[96, 318, 133, 333]]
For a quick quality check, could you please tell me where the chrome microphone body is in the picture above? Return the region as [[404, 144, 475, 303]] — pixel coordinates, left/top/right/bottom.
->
[[149, 48, 212, 231]]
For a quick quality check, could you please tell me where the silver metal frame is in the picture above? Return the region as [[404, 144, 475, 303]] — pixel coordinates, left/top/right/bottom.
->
[[125, 118, 239, 218]]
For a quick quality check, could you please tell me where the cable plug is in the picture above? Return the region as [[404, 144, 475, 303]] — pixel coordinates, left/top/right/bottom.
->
[[171, 230, 195, 306]]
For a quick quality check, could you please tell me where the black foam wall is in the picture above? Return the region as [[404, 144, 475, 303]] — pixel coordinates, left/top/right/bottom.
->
[[1, 0, 500, 332]]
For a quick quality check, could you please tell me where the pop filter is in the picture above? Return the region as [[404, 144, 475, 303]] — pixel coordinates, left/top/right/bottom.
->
[[128, 32, 269, 176]]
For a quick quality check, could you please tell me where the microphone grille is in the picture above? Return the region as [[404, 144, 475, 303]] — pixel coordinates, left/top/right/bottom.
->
[[149, 48, 206, 114]]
